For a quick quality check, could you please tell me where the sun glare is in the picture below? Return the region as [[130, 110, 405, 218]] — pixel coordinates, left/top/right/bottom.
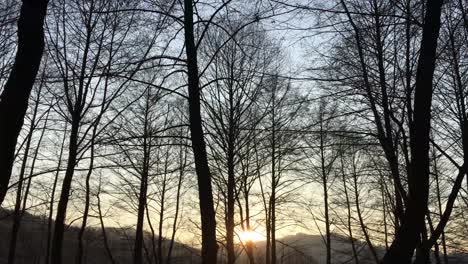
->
[[237, 228, 264, 243]]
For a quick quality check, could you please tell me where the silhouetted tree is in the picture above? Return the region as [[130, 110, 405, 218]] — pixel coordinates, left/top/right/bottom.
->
[[0, 0, 48, 206], [183, 0, 218, 262]]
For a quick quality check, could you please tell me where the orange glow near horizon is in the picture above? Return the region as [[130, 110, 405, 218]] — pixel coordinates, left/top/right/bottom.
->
[[237, 228, 264, 243]]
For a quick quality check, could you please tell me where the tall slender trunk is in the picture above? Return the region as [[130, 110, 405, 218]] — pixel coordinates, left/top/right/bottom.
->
[[265, 205, 271, 264], [167, 146, 185, 264], [402, 2, 414, 232], [433, 152, 448, 264], [426, 213, 442, 264], [51, 6, 97, 260], [382, 0, 443, 262], [183, 0, 218, 262], [322, 182, 331, 264], [76, 132, 96, 264], [381, 178, 389, 252], [135, 87, 153, 264], [340, 154, 358, 264], [256, 146, 269, 264], [0, 0, 48, 206], [417, 27, 468, 255], [352, 162, 379, 263], [134, 137, 149, 264], [270, 154, 276, 264], [226, 136, 236, 264], [51, 115, 80, 264], [7, 87, 42, 264], [319, 121, 331, 264], [244, 188, 255, 264], [146, 201, 158, 262], [226, 78, 237, 264], [96, 190, 116, 264], [270, 89, 277, 264], [46, 125, 68, 264], [158, 154, 169, 264]]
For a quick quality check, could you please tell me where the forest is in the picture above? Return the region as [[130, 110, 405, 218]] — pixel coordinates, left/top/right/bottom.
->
[[0, 0, 466, 263]]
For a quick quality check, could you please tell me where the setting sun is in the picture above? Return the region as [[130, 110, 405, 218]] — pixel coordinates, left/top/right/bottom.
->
[[237, 228, 264, 243]]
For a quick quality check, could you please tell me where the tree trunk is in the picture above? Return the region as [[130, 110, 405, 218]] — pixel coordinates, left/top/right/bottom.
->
[[7, 87, 42, 264], [320, 121, 331, 264], [145, 202, 158, 263], [352, 163, 379, 264], [157, 155, 169, 264], [226, 135, 236, 264], [76, 133, 96, 264], [266, 206, 271, 264], [51, 116, 80, 264], [134, 140, 149, 264], [340, 154, 359, 264], [382, 0, 443, 262], [244, 189, 255, 264], [97, 191, 116, 264], [46, 125, 68, 264], [433, 153, 449, 264], [183, 0, 218, 263], [270, 89, 277, 264], [0, 0, 48, 206], [167, 146, 185, 264]]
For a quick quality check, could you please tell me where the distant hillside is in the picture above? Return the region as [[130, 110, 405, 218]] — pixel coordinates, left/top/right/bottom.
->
[[241, 233, 468, 264], [238, 233, 374, 264], [0, 210, 200, 264], [272, 233, 379, 264], [1, 211, 467, 264]]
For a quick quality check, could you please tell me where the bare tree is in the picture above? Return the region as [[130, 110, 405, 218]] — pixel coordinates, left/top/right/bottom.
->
[[382, 0, 443, 261], [0, 0, 48, 205], [183, 0, 218, 262]]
